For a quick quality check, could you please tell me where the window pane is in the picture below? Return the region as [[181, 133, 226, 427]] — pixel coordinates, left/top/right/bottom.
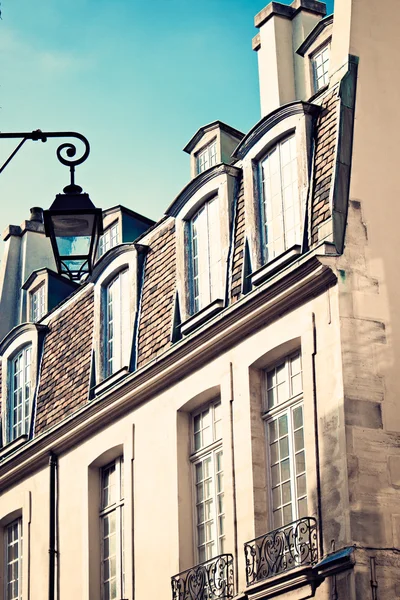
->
[[294, 428, 304, 452], [278, 415, 288, 437]]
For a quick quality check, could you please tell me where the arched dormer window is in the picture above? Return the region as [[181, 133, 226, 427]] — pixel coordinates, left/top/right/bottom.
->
[[0, 322, 47, 448], [91, 244, 143, 392], [232, 101, 320, 286], [166, 163, 241, 334]]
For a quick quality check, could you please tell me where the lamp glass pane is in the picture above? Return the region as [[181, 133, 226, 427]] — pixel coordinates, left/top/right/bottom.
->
[[56, 235, 91, 257]]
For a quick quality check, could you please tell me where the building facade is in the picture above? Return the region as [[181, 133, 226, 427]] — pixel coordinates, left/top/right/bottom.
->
[[0, 0, 399, 599]]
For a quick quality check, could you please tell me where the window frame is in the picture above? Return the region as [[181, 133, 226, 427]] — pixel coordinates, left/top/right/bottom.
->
[[188, 195, 222, 315], [9, 345, 32, 443], [262, 352, 308, 531], [258, 133, 302, 265], [103, 268, 130, 379], [190, 400, 225, 564], [195, 139, 217, 175], [4, 517, 23, 600], [311, 43, 330, 93], [29, 283, 46, 322], [98, 221, 120, 259], [99, 457, 125, 600]]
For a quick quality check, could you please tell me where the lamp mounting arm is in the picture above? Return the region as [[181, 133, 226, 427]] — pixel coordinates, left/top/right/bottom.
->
[[0, 130, 90, 186]]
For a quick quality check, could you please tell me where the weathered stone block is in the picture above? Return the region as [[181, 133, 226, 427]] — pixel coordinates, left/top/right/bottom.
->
[[345, 398, 383, 429], [351, 510, 385, 545], [388, 455, 400, 488]]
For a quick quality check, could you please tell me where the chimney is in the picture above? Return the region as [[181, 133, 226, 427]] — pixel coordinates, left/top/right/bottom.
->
[[253, 0, 326, 117]]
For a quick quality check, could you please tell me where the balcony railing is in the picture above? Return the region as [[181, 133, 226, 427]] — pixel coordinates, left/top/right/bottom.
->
[[171, 553, 234, 600], [244, 517, 318, 586]]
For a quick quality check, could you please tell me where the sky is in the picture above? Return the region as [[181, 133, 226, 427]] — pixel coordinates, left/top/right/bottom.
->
[[0, 0, 334, 236]]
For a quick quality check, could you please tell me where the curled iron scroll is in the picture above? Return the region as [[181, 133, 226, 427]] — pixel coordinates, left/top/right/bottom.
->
[[0, 130, 91, 176], [54, 134, 90, 169]]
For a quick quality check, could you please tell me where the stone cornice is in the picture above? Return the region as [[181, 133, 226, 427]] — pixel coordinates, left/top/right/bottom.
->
[[0, 250, 337, 490], [232, 102, 321, 160], [165, 164, 242, 218]]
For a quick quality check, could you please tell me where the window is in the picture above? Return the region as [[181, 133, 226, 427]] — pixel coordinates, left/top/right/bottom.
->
[[100, 458, 124, 600], [190, 197, 221, 313], [264, 353, 307, 529], [4, 518, 23, 600], [99, 222, 119, 258], [312, 45, 330, 91], [9, 346, 32, 442], [104, 270, 130, 378], [259, 135, 301, 263], [191, 401, 224, 563], [196, 141, 217, 175], [30, 284, 45, 322]]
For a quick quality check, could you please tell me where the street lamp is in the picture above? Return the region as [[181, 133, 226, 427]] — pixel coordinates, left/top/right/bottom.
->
[[0, 129, 103, 281]]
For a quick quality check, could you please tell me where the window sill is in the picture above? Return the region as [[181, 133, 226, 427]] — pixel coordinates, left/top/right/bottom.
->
[[93, 366, 129, 397], [0, 434, 29, 457], [251, 245, 301, 287], [181, 299, 224, 335]]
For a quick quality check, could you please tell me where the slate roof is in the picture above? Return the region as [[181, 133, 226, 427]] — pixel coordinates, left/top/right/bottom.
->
[[137, 221, 176, 368], [0, 82, 343, 443], [310, 86, 339, 245], [35, 289, 94, 434]]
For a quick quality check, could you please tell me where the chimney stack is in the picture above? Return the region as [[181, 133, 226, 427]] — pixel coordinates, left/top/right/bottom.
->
[[253, 0, 326, 117]]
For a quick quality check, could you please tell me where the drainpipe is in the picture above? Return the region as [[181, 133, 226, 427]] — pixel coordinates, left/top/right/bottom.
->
[[311, 313, 324, 558], [48, 452, 58, 600], [229, 362, 239, 594]]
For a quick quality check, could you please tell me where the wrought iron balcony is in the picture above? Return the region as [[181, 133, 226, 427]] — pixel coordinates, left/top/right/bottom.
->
[[244, 517, 318, 586], [171, 553, 234, 600]]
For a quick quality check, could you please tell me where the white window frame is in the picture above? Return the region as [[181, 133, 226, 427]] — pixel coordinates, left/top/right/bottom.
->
[[9, 345, 32, 443], [4, 517, 23, 600], [189, 196, 222, 314], [103, 269, 130, 379], [30, 283, 46, 322], [98, 221, 119, 259], [100, 457, 124, 600], [263, 352, 308, 530], [190, 400, 224, 564], [311, 44, 330, 92], [196, 140, 217, 175], [259, 134, 301, 264]]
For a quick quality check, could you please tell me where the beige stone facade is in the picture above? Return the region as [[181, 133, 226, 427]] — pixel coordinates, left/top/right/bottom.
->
[[0, 1, 399, 599]]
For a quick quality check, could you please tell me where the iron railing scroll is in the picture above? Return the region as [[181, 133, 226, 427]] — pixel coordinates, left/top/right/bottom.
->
[[171, 553, 234, 600], [244, 517, 318, 586]]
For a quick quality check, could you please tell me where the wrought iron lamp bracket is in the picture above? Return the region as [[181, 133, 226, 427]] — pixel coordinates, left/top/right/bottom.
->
[[0, 130, 90, 187]]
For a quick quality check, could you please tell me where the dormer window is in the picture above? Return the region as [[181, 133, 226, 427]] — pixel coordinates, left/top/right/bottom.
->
[[99, 221, 119, 258], [312, 44, 330, 91], [30, 283, 45, 322], [190, 197, 221, 313], [10, 345, 32, 441], [196, 140, 217, 175], [260, 135, 300, 263]]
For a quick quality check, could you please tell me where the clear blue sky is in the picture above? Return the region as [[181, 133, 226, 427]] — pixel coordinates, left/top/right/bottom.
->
[[0, 0, 334, 233]]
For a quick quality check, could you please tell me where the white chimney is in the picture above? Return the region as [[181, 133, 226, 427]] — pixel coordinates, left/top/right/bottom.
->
[[253, 0, 327, 117]]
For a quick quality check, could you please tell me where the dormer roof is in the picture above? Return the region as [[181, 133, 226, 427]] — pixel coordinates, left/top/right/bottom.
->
[[183, 121, 244, 154]]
